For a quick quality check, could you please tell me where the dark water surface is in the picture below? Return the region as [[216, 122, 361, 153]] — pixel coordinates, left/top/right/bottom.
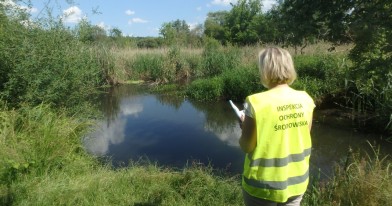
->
[[84, 85, 392, 178]]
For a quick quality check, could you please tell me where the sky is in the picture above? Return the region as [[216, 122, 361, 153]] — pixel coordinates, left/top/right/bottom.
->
[[13, 0, 276, 37]]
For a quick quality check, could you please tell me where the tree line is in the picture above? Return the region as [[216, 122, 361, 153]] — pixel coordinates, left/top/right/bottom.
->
[[72, 0, 391, 68]]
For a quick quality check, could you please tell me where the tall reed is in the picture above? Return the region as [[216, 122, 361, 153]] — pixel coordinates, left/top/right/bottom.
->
[[302, 142, 392, 206]]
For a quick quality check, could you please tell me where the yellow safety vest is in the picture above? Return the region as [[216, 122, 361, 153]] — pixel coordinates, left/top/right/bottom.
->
[[242, 88, 315, 203]]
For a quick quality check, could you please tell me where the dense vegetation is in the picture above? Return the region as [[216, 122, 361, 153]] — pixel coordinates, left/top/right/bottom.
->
[[1, 0, 391, 205], [0, 3, 114, 113]]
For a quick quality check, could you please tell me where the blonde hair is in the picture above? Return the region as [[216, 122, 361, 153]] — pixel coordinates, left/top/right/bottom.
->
[[258, 47, 297, 88]]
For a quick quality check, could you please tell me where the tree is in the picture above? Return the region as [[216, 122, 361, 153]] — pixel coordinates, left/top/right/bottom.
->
[[76, 19, 106, 43], [189, 23, 203, 47], [76, 19, 107, 43], [275, 1, 323, 53], [277, 0, 392, 124], [261, 5, 286, 44], [204, 11, 229, 44], [109, 27, 122, 38], [159, 19, 190, 46], [224, 0, 263, 45], [346, 0, 392, 116]]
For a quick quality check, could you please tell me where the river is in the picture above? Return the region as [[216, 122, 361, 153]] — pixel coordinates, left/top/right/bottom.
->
[[83, 85, 392, 179]]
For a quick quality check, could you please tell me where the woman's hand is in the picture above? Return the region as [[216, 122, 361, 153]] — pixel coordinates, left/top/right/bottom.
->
[[239, 115, 257, 153], [239, 114, 245, 129]]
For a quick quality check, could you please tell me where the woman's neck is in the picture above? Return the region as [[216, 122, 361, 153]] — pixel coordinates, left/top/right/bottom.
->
[[269, 84, 289, 90]]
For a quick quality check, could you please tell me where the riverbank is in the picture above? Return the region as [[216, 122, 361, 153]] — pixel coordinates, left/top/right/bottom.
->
[[111, 43, 391, 135], [1, 102, 391, 206], [0, 104, 240, 205]]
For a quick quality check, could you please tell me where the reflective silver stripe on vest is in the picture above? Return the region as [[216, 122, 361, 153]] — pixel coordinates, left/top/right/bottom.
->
[[243, 169, 309, 190], [249, 148, 311, 168]]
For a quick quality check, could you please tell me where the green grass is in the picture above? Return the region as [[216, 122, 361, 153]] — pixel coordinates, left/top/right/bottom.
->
[[1, 104, 391, 206], [10, 163, 243, 206], [0, 104, 244, 206]]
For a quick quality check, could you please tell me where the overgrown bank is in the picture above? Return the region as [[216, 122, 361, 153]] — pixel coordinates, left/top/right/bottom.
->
[[112, 42, 391, 134]]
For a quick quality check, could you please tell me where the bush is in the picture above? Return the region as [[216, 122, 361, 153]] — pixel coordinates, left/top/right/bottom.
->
[[293, 54, 350, 104], [0, 15, 109, 109], [222, 65, 264, 102], [202, 38, 241, 77], [346, 29, 392, 130], [186, 77, 224, 101]]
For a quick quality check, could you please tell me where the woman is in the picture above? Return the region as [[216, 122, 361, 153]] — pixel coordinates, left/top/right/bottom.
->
[[239, 47, 315, 206]]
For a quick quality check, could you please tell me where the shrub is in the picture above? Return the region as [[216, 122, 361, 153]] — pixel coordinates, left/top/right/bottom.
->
[[346, 28, 392, 131], [293, 54, 350, 104], [0, 13, 109, 109], [222, 65, 264, 102], [202, 38, 241, 77], [186, 77, 224, 101]]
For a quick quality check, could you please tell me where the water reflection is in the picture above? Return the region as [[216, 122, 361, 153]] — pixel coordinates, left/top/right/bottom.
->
[[84, 85, 244, 173], [85, 96, 144, 156], [85, 85, 392, 176]]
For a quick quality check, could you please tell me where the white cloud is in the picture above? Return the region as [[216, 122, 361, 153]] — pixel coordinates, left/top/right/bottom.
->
[[211, 0, 237, 6], [97, 21, 111, 32], [83, 99, 144, 156], [84, 118, 127, 156], [188, 22, 198, 31], [62, 6, 83, 23], [121, 103, 143, 117], [262, 0, 276, 11], [1, 0, 38, 13], [0, 0, 16, 7], [125, 9, 135, 15], [29, 7, 38, 13], [20, 19, 37, 28], [21, 5, 38, 13], [128, 18, 148, 24], [209, 0, 275, 11], [204, 124, 241, 147], [97, 22, 106, 29], [196, 6, 202, 11]]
